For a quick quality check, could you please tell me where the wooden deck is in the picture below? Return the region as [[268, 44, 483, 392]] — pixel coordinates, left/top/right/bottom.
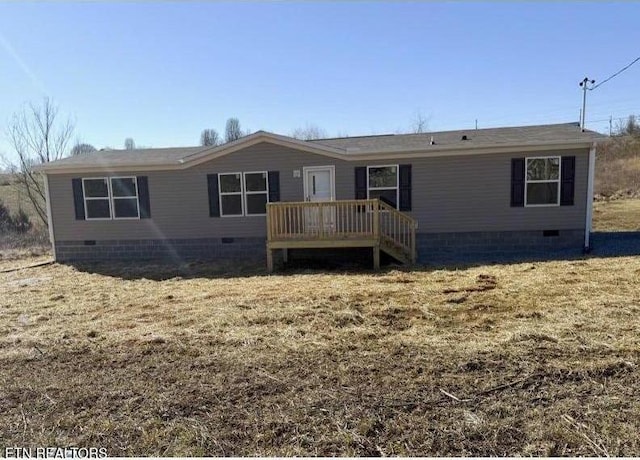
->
[[266, 199, 417, 271]]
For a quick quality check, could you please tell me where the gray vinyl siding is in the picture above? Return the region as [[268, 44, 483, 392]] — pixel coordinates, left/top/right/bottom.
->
[[47, 142, 589, 242]]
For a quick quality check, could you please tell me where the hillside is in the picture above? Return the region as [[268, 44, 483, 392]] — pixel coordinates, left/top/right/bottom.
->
[[595, 135, 640, 199]]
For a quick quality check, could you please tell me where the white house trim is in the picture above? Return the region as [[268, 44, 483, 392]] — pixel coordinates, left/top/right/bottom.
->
[[584, 142, 597, 250], [43, 173, 56, 261]]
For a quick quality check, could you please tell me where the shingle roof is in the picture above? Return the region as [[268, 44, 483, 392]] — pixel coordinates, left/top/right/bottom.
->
[[43, 146, 209, 168], [39, 122, 603, 172], [310, 122, 602, 152]]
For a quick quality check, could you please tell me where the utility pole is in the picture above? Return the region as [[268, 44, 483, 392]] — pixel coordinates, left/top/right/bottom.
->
[[609, 115, 613, 136], [579, 77, 596, 131], [475, 119, 478, 130]]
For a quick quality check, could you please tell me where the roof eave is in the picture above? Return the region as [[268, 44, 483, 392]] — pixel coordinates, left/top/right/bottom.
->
[[344, 139, 598, 158], [36, 137, 599, 174]]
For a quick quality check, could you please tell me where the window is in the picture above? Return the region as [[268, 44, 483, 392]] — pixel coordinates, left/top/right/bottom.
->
[[218, 172, 269, 216], [219, 173, 244, 216], [367, 165, 398, 208], [525, 157, 560, 206], [83, 178, 111, 219], [244, 172, 268, 215], [110, 177, 139, 218], [82, 177, 140, 220]]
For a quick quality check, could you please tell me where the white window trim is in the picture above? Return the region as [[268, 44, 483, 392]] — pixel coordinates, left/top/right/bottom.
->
[[243, 171, 269, 216], [367, 164, 399, 209], [110, 176, 140, 220], [82, 177, 112, 221], [524, 156, 561, 208], [218, 172, 245, 217], [82, 176, 142, 221]]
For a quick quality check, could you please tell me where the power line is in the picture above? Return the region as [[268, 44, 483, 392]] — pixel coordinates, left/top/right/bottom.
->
[[590, 56, 640, 91], [587, 115, 636, 124]]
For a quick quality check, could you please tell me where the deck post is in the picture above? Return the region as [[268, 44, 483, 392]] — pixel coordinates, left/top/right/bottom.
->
[[373, 244, 380, 270], [411, 222, 417, 263], [282, 248, 288, 263], [266, 246, 274, 273], [373, 200, 380, 240]]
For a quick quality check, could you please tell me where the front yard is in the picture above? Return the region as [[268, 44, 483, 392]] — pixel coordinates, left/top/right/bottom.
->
[[1, 251, 639, 455]]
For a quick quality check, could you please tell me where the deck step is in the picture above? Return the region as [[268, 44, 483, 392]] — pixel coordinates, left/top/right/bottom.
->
[[380, 241, 412, 265]]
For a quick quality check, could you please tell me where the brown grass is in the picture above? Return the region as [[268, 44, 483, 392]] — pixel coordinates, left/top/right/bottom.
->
[[1, 255, 639, 456], [595, 136, 640, 198], [593, 198, 640, 231]]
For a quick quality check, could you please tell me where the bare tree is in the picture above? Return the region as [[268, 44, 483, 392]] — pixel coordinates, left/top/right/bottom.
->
[[124, 138, 136, 150], [225, 118, 243, 143], [615, 115, 640, 137], [200, 128, 221, 146], [290, 123, 328, 140], [71, 141, 97, 156], [410, 111, 429, 134], [4, 97, 74, 225]]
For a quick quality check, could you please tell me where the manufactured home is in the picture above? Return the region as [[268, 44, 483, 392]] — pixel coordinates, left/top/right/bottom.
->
[[38, 123, 603, 270]]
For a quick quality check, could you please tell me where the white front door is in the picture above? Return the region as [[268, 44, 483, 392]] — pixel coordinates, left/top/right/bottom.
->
[[303, 166, 335, 231], [304, 167, 334, 202]]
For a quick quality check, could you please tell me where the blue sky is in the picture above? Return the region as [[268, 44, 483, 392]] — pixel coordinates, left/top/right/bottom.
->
[[1, 1, 639, 160]]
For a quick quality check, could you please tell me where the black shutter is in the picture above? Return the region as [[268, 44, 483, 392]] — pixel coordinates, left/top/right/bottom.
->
[[137, 176, 151, 218], [355, 167, 367, 199], [511, 158, 525, 207], [399, 164, 412, 211], [268, 171, 280, 202], [72, 178, 85, 220], [207, 174, 220, 217], [560, 156, 575, 206]]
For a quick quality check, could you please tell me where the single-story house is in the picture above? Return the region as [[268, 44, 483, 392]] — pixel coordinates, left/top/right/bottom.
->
[[37, 122, 604, 269]]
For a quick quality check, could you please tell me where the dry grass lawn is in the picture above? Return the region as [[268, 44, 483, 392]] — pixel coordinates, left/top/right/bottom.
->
[[1, 254, 639, 456]]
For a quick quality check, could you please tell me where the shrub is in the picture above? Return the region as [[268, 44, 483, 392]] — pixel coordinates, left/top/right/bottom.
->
[[12, 208, 33, 234], [0, 200, 34, 234], [0, 200, 13, 233]]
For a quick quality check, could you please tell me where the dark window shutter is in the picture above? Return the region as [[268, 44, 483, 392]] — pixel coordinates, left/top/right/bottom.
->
[[560, 156, 575, 206], [207, 174, 220, 217], [72, 178, 85, 220], [137, 176, 151, 218], [511, 158, 525, 207], [399, 164, 412, 211], [268, 171, 280, 202], [355, 167, 367, 199]]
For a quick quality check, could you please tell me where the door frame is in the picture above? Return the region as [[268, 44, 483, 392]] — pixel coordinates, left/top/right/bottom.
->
[[302, 165, 336, 201]]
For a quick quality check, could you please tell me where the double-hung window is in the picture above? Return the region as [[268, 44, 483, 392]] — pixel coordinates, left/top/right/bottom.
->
[[244, 172, 268, 215], [219, 172, 269, 216], [110, 177, 140, 218], [83, 178, 111, 219], [82, 176, 140, 219], [525, 157, 560, 206], [367, 165, 399, 208], [219, 173, 244, 216]]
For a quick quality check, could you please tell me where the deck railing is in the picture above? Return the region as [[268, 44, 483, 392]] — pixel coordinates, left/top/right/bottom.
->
[[378, 199, 417, 263], [266, 199, 417, 263]]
